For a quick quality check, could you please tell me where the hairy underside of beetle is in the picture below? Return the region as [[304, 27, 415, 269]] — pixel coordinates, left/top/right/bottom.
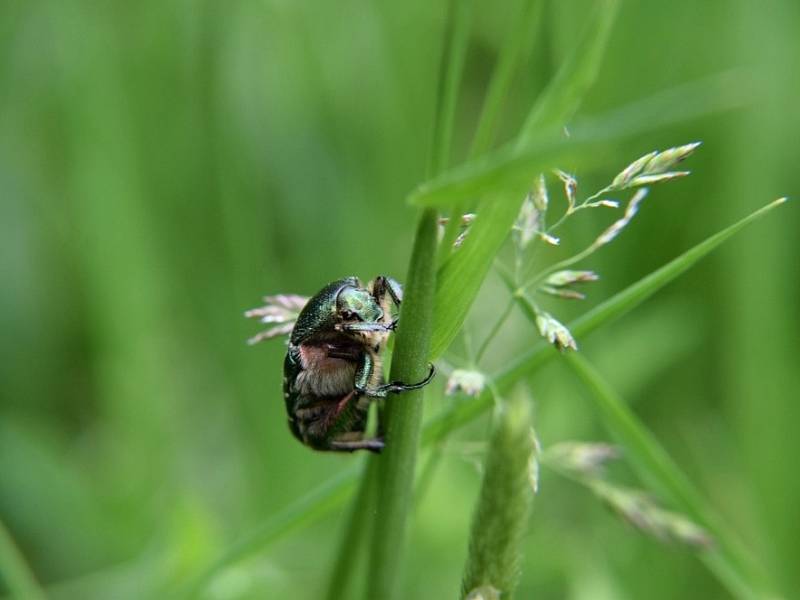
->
[[287, 337, 383, 447]]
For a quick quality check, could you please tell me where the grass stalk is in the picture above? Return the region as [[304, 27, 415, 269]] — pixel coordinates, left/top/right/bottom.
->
[[366, 209, 439, 599]]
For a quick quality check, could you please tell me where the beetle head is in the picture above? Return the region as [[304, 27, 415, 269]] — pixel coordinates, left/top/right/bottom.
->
[[336, 286, 383, 325]]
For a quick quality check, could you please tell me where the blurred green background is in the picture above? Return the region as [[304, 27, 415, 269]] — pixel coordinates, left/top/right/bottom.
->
[[1, 1, 798, 599]]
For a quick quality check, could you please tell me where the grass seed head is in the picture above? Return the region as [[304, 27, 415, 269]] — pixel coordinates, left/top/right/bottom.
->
[[533, 173, 549, 212], [591, 480, 712, 549], [592, 188, 648, 248], [245, 294, 309, 344], [464, 586, 501, 600], [445, 369, 488, 397], [612, 142, 701, 190], [546, 442, 620, 476], [536, 312, 578, 351], [554, 169, 578, 212], [513, 194, 541, 251], [545, 270, 599, 286]]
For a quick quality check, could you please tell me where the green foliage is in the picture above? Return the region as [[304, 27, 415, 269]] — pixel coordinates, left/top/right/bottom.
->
[[517, 0, 620, 143], [179, 198, 788, 598], [563, 354, 776, 600], [1, 2, 798, 600], [432, 195, 525, 359], [0, 520, 46, 600]]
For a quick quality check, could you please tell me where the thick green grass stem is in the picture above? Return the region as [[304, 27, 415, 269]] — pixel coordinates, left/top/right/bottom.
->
[[0, 519, 47, 600], [366, 209, 439, 600], [461, 391, 534, 599]]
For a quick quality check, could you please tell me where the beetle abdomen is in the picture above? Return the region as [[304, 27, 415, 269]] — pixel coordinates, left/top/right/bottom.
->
[[295, 343, 358, 397]]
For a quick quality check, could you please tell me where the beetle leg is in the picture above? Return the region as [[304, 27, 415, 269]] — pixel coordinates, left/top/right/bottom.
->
[[337, 322, 393, 333], [329, 438, 384, 453], [353, 350, 378, 394], [370, 275, 403, 308], [378, 363, 436, 394], [356, 363, 436, 398]]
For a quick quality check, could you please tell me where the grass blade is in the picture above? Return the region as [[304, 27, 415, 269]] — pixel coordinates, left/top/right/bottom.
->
[[470, 0, 542, 158], [423, 199, 789, 442], [0, 519, 46, 600], [517, 0, 620, 146], [182, 467, 359, 598], [432, 193, 525, 359], [439, 0, 541, 263], [409, 72, 754, 208], [565, 198, 788, 337], [564, 353, 779, 600], [429, 0, 475, 177]]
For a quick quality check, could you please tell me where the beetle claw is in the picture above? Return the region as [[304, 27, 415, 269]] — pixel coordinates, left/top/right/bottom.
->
[[380, 363, 436, 394]]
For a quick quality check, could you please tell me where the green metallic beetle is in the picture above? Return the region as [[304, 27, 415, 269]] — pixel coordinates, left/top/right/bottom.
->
[[282, 276, 435, 452]]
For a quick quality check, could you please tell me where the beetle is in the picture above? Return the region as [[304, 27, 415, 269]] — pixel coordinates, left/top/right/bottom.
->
[[282, 275, 435, 452]]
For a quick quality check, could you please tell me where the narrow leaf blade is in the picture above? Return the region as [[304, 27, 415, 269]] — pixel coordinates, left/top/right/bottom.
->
[[409, 72, 754, 208], [517, 0, 620, 145], [565, 353, 778, 600], [431, 193, 525, 359], [422, 199, 789, 442]]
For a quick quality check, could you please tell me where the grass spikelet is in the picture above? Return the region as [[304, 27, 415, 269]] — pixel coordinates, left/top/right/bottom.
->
[[461, 388, 535, 598]]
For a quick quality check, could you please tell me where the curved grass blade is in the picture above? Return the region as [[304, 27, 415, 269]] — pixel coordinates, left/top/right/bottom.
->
[[564, 353, 779, 600], [429, 0, 475, 177], [182, 466, 359, 599], [517, 0, 620, 146], [439, 0, 542, 263], [471, 0, 542, 158], [423, 199, 789, 442], [409, 72, 754, 208], [432, 193, 525, 359], [0, 519, 49, 600]]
